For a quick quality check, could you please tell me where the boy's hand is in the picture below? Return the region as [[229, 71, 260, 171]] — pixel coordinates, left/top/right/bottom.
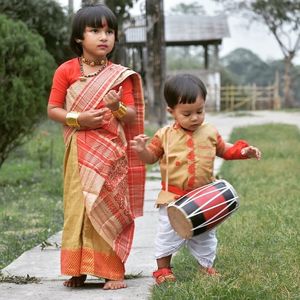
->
[[241, 146, 262, 160], [130, 134, 149, 153]]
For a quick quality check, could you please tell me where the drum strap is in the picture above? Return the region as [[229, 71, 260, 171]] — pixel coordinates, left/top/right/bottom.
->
[[165, 128, 169, 192]]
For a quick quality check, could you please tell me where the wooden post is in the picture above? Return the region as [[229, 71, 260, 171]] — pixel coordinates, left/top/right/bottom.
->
[[68, 0, 74, 15], [273, 71, 281, 110], [230, 85, 234, 111], [251, 84, 256, 110], [146, 0, 166, 126], [225, 86, 229, 111], [212, 44, 219, 71], [204, 45, 209, 70]]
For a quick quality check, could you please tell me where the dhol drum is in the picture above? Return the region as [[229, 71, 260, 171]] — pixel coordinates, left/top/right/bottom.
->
[[167, 180, 239, 239]]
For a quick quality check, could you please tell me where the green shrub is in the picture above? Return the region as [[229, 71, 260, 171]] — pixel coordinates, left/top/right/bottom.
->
[[0, 0, 70, 64], [0, 14, 56, 167]]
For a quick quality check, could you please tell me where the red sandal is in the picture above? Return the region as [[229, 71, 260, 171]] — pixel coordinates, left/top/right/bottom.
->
[[153, 268, 176, 285]]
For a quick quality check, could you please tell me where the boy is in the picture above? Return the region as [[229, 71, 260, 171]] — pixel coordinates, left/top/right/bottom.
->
[[130, 74, 261, 284]]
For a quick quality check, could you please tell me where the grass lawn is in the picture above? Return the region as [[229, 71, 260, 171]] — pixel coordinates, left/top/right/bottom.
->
[[0, 120, 65, 269], [1, 120, 299, 298], [151, 123, 300, 300], [0, 120, 157, 270]]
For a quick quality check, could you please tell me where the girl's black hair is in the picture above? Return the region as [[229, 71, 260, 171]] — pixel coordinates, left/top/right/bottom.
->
[[69, 4, 118, 58], [164, 74, 207, 109]]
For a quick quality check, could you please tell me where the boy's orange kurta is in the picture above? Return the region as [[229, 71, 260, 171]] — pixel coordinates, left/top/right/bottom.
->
[[60, 63, 145, 280], [147, 123, 226, 206]]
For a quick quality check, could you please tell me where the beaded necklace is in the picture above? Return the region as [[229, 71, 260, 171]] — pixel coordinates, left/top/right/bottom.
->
[[81, 56, 106, 66], [78, 57, 107, 82]]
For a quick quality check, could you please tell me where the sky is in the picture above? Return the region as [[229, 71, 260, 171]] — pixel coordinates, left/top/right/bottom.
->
[[57, 0, 300, 64]]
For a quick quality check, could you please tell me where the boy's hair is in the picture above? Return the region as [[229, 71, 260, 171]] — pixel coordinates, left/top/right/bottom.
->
[[164, 74, 207, 109], [69, 4, 118, 57]]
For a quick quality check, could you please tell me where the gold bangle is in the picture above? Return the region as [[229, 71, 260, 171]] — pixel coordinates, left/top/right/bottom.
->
[[66, 111, 80, 128], [112, 102, 127, 119]]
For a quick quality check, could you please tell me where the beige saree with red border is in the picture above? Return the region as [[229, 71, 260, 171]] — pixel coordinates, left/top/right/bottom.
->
[[60, 64, 145, 280]]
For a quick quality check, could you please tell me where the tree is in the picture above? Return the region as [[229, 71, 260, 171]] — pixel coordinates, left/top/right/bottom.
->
[[81, 0, 104, 5], [68, 0, 74, 15], [106, 0, 137, 20], [81, 0, 137, 16], [220, 48, 300, 103], [212, 0, 300, 107], [0, 0, 70, 64], [146, 0, 166, 126], [170, 2, 206, 15], [0, 14, 56, 168], [249, 0, 300, 107], [221, 48, 270, 85], [105, 0, 138, 64]]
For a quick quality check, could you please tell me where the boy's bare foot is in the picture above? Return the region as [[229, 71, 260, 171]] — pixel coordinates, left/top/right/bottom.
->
[[63, 275, 87, 287], [199, 266, 220, 276], [103, 279, 127, 290]]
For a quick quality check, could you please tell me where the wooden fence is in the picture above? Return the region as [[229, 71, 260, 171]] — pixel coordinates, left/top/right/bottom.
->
[[220, 82, 281, 111]]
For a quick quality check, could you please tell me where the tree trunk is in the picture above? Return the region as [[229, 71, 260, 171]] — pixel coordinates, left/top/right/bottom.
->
[[81, 0, 104, 6], [146, 0, 166, 126], [112, 31, 127, 65], [68, 0, 74, 15], [283, 55, 294, 108]]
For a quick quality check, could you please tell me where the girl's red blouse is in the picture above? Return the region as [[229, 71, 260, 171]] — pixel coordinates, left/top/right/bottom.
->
[[48, 58, 134, 108]]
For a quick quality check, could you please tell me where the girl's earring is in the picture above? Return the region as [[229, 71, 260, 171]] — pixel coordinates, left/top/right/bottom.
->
[[76, 39, 82, 43]]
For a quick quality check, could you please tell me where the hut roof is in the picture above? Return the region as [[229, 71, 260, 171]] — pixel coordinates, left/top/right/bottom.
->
[[124, 14, 230, 46]]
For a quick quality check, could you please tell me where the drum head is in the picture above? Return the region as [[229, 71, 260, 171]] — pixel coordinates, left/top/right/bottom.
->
[[167, 205, 193, 239]]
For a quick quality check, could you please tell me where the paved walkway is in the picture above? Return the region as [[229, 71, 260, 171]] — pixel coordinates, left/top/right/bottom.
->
[[0, 179, 159, 300], [1, 111, 300, 300]]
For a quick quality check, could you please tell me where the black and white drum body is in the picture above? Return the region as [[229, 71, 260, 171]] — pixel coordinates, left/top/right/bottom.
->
[[167, 180, 240, 239]]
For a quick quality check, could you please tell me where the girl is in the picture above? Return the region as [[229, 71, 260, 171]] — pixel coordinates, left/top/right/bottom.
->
[[47, 4, 145, 290], [131, 74, 261, 284]]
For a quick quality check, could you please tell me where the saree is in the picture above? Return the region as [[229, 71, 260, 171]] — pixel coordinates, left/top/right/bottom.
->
[[60, 64, 145, 280]]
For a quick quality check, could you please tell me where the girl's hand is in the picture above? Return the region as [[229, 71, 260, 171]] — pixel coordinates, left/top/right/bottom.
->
[[104, 86, 123, 111], [241, 146, 262, 160], [130, 134, 149, 153], [77, 108, 109, 129]]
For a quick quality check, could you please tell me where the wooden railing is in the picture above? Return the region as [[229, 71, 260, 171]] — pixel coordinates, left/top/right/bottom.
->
[[220, 83, 281, 111]]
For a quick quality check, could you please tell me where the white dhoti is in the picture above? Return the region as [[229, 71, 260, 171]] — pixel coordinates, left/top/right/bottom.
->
[[155, 206, 217, 268]]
